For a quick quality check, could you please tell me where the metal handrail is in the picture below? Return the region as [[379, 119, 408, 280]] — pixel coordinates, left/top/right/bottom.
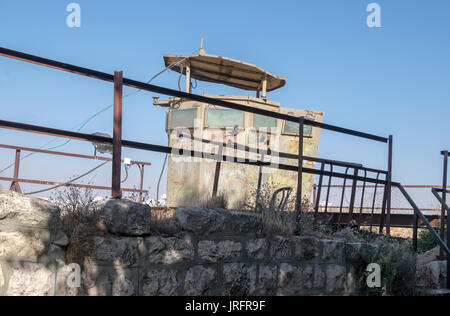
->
[[395, 184, 450, 254], [0, 46, 389, 143], [431, 187, 450, 289]]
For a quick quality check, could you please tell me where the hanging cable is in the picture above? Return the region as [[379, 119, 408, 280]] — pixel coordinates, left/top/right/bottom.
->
[[156, 154, 168, 206], [121, 164, 130, 183], [24, 160, 110, 195]]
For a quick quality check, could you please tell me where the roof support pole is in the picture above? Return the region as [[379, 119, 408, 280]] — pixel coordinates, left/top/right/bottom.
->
[[9, 149, 22, 193], [112, 71, 123, 199], [296, 116, 305, 225], [185, 60, 191, 93], [261, 76, 267, 98]]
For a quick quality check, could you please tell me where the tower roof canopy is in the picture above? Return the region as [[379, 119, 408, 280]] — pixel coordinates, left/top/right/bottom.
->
[[163, 51, 288, 92]]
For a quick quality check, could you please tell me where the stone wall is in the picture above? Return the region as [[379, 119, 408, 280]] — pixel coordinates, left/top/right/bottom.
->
[[78, 206, 371, 296], [0, 191, 374, 296], [0, 190, 68, 296]]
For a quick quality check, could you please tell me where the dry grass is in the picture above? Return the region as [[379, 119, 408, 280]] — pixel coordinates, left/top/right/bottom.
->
[[52, 187, 105, 265], [199, 194, 228, 209], [149, 208, 179, 236]]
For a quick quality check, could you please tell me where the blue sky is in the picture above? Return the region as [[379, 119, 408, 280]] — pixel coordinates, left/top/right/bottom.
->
[[0, 0, 449, 203]]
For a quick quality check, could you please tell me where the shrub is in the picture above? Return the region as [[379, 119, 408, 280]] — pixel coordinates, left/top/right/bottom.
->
[[417, 228, 447, 253], [351, 239, 416, 296], [241, 181, 318, 237], [52, 186, 104, 265]]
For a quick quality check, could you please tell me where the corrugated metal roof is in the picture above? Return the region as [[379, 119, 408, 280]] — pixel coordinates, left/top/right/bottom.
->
[[163, 52, 288, 92]]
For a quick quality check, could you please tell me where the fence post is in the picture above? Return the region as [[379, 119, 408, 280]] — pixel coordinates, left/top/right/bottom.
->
[[413, 211, 418, 251], [314, 163, 325, 219], [379, 135, 393, 235], [212, 144, 223, 198], [348, 167, 359, 222], [386, 135, 393, 236], [296, 116, 305, 215], [445, 151, 450, 289], [112, 71, 123, 199], [257, 153, 265, 195], [440, 151, 448, 260], [9, 149, 22, 193], [139, 165, 145, 203]]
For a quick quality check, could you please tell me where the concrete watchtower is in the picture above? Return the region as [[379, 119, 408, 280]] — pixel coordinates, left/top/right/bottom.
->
[[154, 44, 323, 208]]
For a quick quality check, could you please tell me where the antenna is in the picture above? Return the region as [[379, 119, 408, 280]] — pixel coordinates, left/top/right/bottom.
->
[[199, 38, 206, 55]]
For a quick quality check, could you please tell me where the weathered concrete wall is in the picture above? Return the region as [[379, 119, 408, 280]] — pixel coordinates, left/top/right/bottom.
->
[[164, 96, 324, 209], [0, 190, 68, 296]]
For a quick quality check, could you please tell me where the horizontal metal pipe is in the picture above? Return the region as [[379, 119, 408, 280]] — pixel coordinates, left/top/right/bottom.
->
[[0, 46, 388, 143], [0, 119, 112, 144], [0, 143, 151, 166], [0, 119, 389, 185], [189, 135, 365, 169], [432, 188, 450, 215], [315, 212, 442, 228], [318, 206, 441, 212], [434, 188, 450, 194], [0, 177, 147, 193], [314, 184, 445, 189]]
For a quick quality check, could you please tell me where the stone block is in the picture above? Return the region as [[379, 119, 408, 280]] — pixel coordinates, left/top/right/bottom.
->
[[184, 266, 217, 296], [325, 264, 346, 293], [0, 229, 49, 261], [0, 190, 61, 229], [174, 207, 227, 235], [246, 239, 268, 260], [278, 263, 313, 295], [257, 265, 278, 295], [198, 240, 242, 263], [269, 236, 292, 259], [145, 236, 194, 265], [321, 239, 345, 262], [85, 236, 142, 266], [102, 199, 151, 236], [292, 236, 320, 261], [223, 263, 257, 296], [5, 263, 55, 296], [140, 269, 179, 296]]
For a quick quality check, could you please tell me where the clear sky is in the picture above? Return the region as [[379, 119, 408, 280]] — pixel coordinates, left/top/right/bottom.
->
[[0, 0, 449, 204]]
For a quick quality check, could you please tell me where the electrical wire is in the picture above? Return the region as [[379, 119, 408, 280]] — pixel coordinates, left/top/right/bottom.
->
[[24, 160, 110, 195], [154, 62, 186, 203], [156, 154, 168, 206], [121, 164, 130, 183], [0, 48, 199, 175]]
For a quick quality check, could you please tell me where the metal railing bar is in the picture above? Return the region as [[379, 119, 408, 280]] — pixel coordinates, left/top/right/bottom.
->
[[324, 165, 333, 214], [0, 176, 147, 193], [396, 184, 450, 254], [0, 143, 151, 166], [0, 119, 391, 186], [0, 46, 388, 143], [187, 134, 366, 170]]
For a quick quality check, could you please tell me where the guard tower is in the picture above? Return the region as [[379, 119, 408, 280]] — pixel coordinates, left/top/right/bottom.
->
[[154, 45, 324, 208]]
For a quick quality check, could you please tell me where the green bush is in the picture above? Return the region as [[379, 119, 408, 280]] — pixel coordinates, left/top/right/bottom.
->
[[351, 240, 416, 296], [417, 228, 447, 253]]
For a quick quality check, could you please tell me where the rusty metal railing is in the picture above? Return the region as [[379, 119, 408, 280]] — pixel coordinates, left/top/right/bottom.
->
[[0, 46, 393, 232], [429, 150, 449, 289], [0, 143, 150, 201], [312, 184, 446, 229]]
